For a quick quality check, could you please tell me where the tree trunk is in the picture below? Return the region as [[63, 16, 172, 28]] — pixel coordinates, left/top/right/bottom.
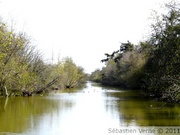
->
[[35, 76, 61, 94], [4, 86, 9, 97]]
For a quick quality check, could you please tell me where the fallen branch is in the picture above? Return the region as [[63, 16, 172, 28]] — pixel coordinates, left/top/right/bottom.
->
[[34, 76, 61, 94]]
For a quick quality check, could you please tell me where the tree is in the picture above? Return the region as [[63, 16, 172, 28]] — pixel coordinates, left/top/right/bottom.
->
[[143, 1, 180, 101], [61, 57, 84, 88], [89, 69, 102, 83], [51, 57, 87, 89], [0, 22, 25, 96], [99, 41, 146, 88], [0, 19, 87, 97]]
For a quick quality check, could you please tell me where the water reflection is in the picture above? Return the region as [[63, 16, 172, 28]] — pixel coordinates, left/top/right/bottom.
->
[[105, 89, 180, 126], [0, 96, 73, 135], [0, 82, 180, 135]]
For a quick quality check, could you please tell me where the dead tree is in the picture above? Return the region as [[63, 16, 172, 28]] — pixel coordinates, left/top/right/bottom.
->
[[34, 76, 61, 94]]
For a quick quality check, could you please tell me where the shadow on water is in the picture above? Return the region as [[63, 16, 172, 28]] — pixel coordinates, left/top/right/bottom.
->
[[92, 82, 180, 126]]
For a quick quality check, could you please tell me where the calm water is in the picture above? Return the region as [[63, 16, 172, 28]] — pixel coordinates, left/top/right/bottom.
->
[[0, 81, 180, 135]]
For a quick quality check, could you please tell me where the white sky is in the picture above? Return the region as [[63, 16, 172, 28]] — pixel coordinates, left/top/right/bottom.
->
[[0, 0, 172, 73]]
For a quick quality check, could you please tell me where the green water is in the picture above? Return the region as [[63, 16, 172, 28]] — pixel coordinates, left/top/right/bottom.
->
[[0, 82, 180, 135]]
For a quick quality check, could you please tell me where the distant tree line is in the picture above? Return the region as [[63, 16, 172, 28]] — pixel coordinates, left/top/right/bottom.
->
[[90, 1, 180, 102], [0, 19, 87, 97]]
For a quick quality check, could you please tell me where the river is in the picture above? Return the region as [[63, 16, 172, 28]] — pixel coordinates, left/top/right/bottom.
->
[[0, 81, 180, 135]]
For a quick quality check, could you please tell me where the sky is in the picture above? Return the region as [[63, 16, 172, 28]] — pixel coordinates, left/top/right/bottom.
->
[[0, 0, 172, 73]]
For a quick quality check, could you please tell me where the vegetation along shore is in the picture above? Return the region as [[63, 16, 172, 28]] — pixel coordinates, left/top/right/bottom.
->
[[0, 20, 87, 97], [90, 1, 180, 103]]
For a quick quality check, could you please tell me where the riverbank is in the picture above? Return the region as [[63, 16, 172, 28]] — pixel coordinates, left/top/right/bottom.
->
[[89, 1, 180, 103], [0, 20, 87, 97]]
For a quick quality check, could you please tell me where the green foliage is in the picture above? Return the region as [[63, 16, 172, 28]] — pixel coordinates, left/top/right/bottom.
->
[[90, 1, 180, 102], [120, 41, 134, 53], [0, 21, 87, 97], [118, 50, 146, 88], [92, 41, 147, 88], [0, 22, 27, 96], [55, 57, 86, 89], [101, 60, 119, 86], [143, 1, 180, 102], [44, 57, 87, 91], [89, 69, 102, 83]]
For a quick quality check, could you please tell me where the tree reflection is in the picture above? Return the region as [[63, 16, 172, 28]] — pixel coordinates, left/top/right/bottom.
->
[[106, 90, 180, 126], [0, 96, 73, 133]]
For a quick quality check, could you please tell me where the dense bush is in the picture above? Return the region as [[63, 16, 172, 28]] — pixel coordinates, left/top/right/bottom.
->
[[0, 21, 87, 97], [90, 1, 180, 102], [143, 1, 180, 102]]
